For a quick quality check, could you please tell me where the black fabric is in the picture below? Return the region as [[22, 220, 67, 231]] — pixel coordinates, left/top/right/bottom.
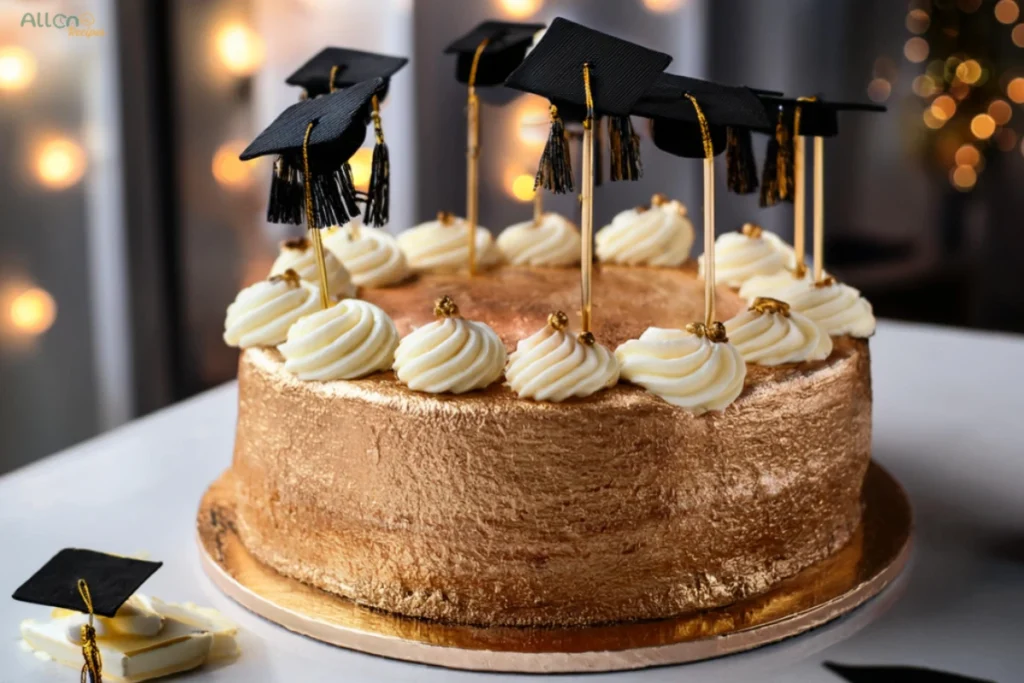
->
[[633, 74, 770, 130], [757, 96, 886, 137], [504, 17, 671, 117], [824, 662, 994, 683], [286, 48, 407, 98], [12, 549, 162, 618], [445, 20, 545, 86], [651, 119, 728, 158]]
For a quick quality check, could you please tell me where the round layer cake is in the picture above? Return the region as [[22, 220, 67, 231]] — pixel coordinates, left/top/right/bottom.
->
[[226, 264, 872, 627]]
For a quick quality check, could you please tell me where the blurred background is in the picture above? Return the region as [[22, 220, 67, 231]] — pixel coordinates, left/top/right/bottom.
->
[[1, 0, 1023, 472]]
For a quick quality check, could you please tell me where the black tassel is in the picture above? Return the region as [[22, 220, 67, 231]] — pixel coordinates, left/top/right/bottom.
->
[[267, 156, 303, 224], [365, 95, 390, 226], [594, 116, 604, 187], [726, 126, 759, 195], [337, 162, 361, 219], [608, 115, 642, 182], [309, 171, 346, 227], [759, 109, 793, 207], [535, 105, 574, 194]]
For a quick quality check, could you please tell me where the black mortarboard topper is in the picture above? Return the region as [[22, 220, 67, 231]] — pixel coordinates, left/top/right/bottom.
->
[[13, 548, 163, 682], [506, 17, 672, 192], [445, 21, 545, 86], [286, 47, 408, 99], [824, 662, 993, 683]]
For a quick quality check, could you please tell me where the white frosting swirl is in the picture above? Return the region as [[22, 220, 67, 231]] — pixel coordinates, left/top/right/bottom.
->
[[615, 327, 746, 414], [738, 268, 811, 302], [270, 238, 356, 298], [497, 213, 581, 267], [224, 274, 321, 348], [393, 300, 506, 394], [762, 230, 798, 269], [782, 280, 876, 338], [397, 214, 499, 272], [323, 222, 411, 288], [724, 300, 833, 365], [279, 299, 399, 380], [505, 317, 619, 401], [699, 229, 786, 288], [595, 196, 694, 266]]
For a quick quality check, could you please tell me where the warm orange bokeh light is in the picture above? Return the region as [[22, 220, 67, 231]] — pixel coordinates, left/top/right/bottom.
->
[[511, 173, 536, 202], [867, 78, 891, 102], [995, 0, 1020, 24], [957, 0, 983, 12], [642, 0, 686, 13], [912, 75, 939, 97], [995, 126, 1019, 151], [923, 108, 945, 129], [214, 23, 265, 77], [1013, 23, 1024, 47], [34, 137, 87, 190], [930, 95, 957, 121], [497, 0, 542, 18], [954, 144, 981, 167], [988, 99, 1013, 125], [349, 147, 374, 191], [516, 100, 550, 147], [904, 37, 929, 63], [970, 113, 997, 139], [906, 9, 930, 34], [955, 59, 983, 84], [9, 287, 56, 336], [0, 46, 36, 92], [211, 139, 254, 189], [951, 164, 977, 191], [1007, 77, 1024, 103]]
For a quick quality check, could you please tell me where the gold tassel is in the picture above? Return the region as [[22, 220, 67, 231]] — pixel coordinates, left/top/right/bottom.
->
[[76, 579, 103, 683]]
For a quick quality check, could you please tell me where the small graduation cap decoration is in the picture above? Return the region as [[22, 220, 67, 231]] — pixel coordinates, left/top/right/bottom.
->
[[758, 96, 886, 283], [824, 662, 993, 683], [241, 77, 385, 307], [13, 548, 163, 682], [445, 20, 545, 275], [286, 47, 408, 100], [633, 77, 770, 334], [505, 17, 671, 343]]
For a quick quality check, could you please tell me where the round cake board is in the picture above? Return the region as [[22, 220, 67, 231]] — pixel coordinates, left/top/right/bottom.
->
[[196, 461, 912, 674]]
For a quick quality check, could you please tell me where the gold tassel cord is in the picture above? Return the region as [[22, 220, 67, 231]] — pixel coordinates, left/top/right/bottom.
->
[[76, 579, 102, 683], [328, 64, 340, 94], [578, 62, 595, 343], [682, 93, 721, 335], [813, 135, 825, 284], [302, 121, 332, 309], [465, 38, 489, 276]]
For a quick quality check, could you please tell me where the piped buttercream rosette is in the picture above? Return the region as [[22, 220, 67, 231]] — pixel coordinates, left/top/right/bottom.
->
[[397, 212, 499, 273], [497, 213, 581, 267], [505, 311, 620, 401], [595, 194, 694, 266], [223, 270, 321, 348], [323, 221, 411, 288], [279, 298, 399, 380], [780, 278, 876, 338], [725, 297, 833, 365], [615, 322, 746, 414], [393, 295, 506, 394], [698, 223, 787, 288], [270, 237, 356, 298]]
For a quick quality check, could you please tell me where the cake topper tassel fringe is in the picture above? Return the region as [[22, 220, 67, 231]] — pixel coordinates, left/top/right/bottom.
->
[[726, 126, 759, 195], [535, 105, 575, 194], [267, 157, 304, 225], [77, 579, 103, 683], [759, 108, 794, 207], [365, 94, 390, 227], [608, 115, 642, 182]]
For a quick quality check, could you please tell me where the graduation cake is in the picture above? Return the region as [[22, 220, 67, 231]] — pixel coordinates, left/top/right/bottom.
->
[[217, 18, 882, 628]]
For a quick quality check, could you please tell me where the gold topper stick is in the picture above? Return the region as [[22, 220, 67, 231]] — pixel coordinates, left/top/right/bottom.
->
[[77, 579, 103, 683], [301, 121, 331, 309], [683, 93, 717, 329], [578, 63, 596, 343], [813, 135, 825, 283], [792, 96, 817, 278], [533, 188, 543, 225], [465, 38, 489, 276]]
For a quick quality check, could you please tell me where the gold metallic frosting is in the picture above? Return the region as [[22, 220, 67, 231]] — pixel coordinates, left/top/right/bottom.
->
[[227, 264, 873, 627]]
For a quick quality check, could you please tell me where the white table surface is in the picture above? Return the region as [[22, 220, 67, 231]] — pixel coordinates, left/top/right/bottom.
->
[[3, 320, 1023, 683]]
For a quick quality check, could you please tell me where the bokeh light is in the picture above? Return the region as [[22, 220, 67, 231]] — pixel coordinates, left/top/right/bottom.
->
[[951, 165, 977, 191], [349, 147, 373, 191], [955, 59, 983, 84], [511, 173, 535, 202], [516, 100, 550, 147], [496, 0, 542, 18], [995, 126, 1018, 151], [957, 0, 983, 12], [930, 94, 957, 121], [906, 9, 930, 33], [0, 46, 36, 92], [1007, 77, 1024, 103], [988, 99, 1013, 125], [970, 113, 996, 139], [867, 78, 891, 102], [211, 139, 254, 190], [923, 108, 945, 129], [8, 287, 56, 336], [954, 143, 981, 167], [214, 23, 265, 77], [1013, 23, 1024, 47], [642, 0, 686, 12], [34, 137, 87, 190], [995, 0, 1020, 24], [912, 74, 940, 97], [904, 37, 930, 63]]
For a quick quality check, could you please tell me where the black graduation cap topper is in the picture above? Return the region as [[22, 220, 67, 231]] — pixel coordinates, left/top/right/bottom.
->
[[505, 17, 673, 192], [445, 20, 545, 86], [13, 548, 162, 618], [286, 47, 408, 99]]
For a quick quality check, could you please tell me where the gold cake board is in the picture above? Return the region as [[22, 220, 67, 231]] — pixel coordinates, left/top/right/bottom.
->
[[196, 461, 912, 674]]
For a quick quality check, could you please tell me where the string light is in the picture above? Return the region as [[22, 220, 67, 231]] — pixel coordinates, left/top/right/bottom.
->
[[970, 113, 996, 139], [954, 143, 981, 167], [913, 74, 939, 97], [988, 99, 1013, 125], [1013, 24, 1024, 47], [214, 22, 265, 77], [867, 78, 891, 102], [516, 100, 550, 147], [957, 0, 983, 12], [955, 59, 983, 84], [349, 148, 373, 191], [510, 173, 535, 201], [8, 286, 56, 336], [642, 0, 686, 12], [995, 126, 1018, 151], [931, 95, 957, 121], [951, 165, 977, 191], [496, 0, 542, 18], [923, 108, 945, 129], [906, 9, 930, 34], [995, 0, 1020, 24], [0, 46, 36, 92], [34, 137, 87, 190], [1007, 77, 1024, 103], [904, 37, 930, 63], [211, 140, 254, 189]]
